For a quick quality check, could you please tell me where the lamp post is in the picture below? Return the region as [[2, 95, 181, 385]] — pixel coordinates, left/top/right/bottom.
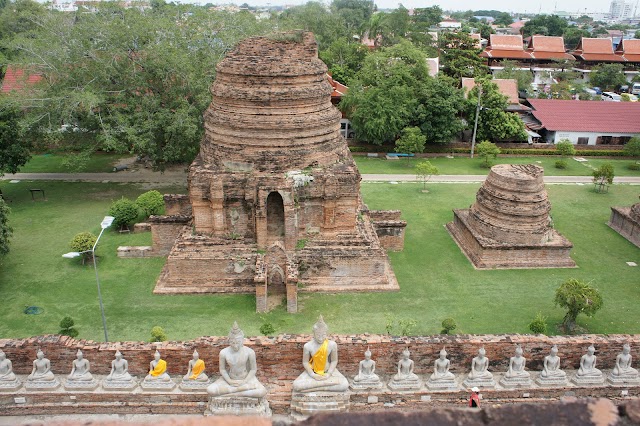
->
[[63, 216, 114, 342], [470, 84, 482, 159]]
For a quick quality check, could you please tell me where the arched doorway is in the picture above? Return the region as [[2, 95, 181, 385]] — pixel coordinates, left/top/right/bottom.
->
[[267, 265, 286, 310], [266, 192, 285, 243]]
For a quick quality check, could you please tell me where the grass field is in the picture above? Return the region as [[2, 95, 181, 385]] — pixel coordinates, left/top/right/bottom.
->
[[19, 153, 129, 173], [0, 180, 638, 341], [354, 156, 640, 177]]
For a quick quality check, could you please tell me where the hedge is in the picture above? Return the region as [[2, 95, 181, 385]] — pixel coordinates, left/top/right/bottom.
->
[[349, 146, 628, 157]]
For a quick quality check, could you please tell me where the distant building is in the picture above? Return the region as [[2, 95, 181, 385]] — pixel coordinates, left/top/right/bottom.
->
[[1, 65, 43, 94], [609, 0, 634, 20]]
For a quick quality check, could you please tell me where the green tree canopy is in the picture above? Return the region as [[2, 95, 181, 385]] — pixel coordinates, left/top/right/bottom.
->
[[415, 160, 438, 190], [522, 14, 568, 37], [330, 0, 375, 36], [395, 126, 426, 155], [0, 198, 11, 256], [0, 97, 31, 174], [590, 63, 627, 91], [493, 12, 513, 26], [554, 278, 603, 333], [494, 60, 533, 91], [563, 26, 590, 49], [475, 140, 500, 167], [320, 38, 369, 85], [439, 31, 488, 80], [279, 2, 347, 48], [623, 136, 640, 158]]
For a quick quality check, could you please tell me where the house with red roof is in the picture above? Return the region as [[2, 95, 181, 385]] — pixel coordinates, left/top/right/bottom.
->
[[1, 65, 43, 94], [526, 99, 640, 145], [615, 39, 640, 64], [462, 77, 530, 112]]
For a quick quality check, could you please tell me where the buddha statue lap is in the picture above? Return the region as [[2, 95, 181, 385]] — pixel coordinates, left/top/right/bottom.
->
[[388, 348, 422, 391], [427, 348, 457, 390], [609, 344, 640, 385], [536, 345, 568, 386], [463, 348, 496, 389], [351, 347, 382, 390], [500, 346, 532, 387]]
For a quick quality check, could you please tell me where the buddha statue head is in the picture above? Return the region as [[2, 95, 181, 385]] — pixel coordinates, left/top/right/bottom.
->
[[36, 349, 44, 360], [515, 346, 523, 357], [154, 350, 161, 361], [623, 344, 631, 355], [193, 349, 200, 360], [364, 347, 372, 360], [402, 348, 411, 359], [478, 347, 486, 358], [312, 315, 328, 344], [439, 348, 447, 359], [76, 349, 84, 360], [228, 321, 245, 352], [115, 350, 123, 360], [550, 345, 559, 356], [587, 345, 596, 355]]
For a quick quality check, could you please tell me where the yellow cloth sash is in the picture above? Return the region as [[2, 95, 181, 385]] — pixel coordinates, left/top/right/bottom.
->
[[309, 339, 329, 376], [150, 359, 167, 377], [189, 359, 205, 380]]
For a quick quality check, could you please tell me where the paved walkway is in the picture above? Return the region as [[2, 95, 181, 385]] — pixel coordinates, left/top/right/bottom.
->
[[3, 172, 640, 185]]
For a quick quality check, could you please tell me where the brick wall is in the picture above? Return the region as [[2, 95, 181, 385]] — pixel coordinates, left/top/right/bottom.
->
[[608, 207, 640, 248], [149, 216, 190, 256]]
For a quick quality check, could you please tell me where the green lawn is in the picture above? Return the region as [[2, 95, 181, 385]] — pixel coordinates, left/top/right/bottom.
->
[[19, 153, 130, 173], [354, 156, 640, 177], [0, 180, 638, 341]]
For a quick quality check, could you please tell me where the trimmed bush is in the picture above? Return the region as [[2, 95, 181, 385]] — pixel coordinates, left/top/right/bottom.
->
[[136, 190, 164, 217], [441, 318, 457, 334], [150, 326, 168, 342], [59, 316, 79, 338], [108, 197, 139, 229], [69, 232, 97, 262], [259, 322, 275, 336], [628, 163, 640, 171], [528, 312, 548, 334], [555, 159, 568, 169]]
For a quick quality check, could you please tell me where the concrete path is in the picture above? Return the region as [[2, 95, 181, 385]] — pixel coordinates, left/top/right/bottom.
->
[[2, 172, 640, 185]]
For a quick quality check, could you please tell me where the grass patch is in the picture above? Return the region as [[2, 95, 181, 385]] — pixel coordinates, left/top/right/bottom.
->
[[20, 153, 130, 173], [354, 156, 640, 177], [0, 180, 638, 341]]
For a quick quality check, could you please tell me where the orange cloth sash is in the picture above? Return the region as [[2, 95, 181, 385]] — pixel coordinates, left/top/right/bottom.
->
[[189, 359, 205, 380], [309, 339, 329, 376], [150, 359, 167, 376]]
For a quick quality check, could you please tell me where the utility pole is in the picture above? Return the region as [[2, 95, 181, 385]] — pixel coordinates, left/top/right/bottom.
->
[[470, 85, 482, 159]]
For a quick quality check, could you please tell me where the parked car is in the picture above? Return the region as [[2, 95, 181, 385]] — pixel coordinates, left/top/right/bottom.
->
[[622, 93, 638, 102], [583, 88, 598, 97], [602, 92, 622, 102], [632, 83, 640, 95], [592, 87, 602, 95], [618, 85, 629, 93]]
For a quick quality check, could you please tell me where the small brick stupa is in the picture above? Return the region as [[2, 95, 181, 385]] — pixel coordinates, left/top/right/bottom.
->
[[608, 196, 640, 248], [150, 32, 405, 312], [446, 164, 575, 269]]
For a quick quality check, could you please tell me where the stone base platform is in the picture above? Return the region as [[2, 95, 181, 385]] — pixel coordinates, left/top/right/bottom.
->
[[102, 379, 138, 391], [608, 206, 640, 248], [140, 379, 176, 391], [24, 379, 60, 391], [535, 375, 569, 387], [463, 377, 496, 390], [350, 380, 383, 391], [64, 379, 99, 391], [290, 391, 350, 421], [608, 374, 640, 387], [426, 380, 459, 392], [388, 379, 422, 391], [0, 379, 21, 392], [205, 396, 271, 417], [500, 376, 532, 388], [447, 210, 576, 269], [179, 380, 211, 391], [572, 374, 606, 386]]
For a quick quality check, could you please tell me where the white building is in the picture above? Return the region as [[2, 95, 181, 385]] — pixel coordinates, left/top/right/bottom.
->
[[609, 0, 634, 20]]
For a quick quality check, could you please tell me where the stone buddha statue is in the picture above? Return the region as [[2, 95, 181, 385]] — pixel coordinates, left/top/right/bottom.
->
[[464, 347, 495, 389], [500, 346, 531, 387], [388, 348, 422, 390], [205, 322, 270, 416], [351, 347, 382, 390], [181, 349, 209, 387], [103, 350, 137, 390], [64, 349, 98, 389], [26, 349, 59, 389], [427, 348, 457, 390], [142, 350, 175, 389], [609, 344, 639, 385], [537, 345, 568, 386], [573, 345, 604, 385], [0, 350, 20, 391], [292, 316, 349, 393]]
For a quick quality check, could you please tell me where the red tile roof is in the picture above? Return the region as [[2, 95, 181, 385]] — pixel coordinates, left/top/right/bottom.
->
[[481, 34, 532, 59], [572, 38, 625, 62], [528, 99, 640, 133], [480, 49, 532, 59], [616, 39, 640, 62], [327, 74, 348, 99], [1, 65, 43, 93], [527, 36, 574, 60]]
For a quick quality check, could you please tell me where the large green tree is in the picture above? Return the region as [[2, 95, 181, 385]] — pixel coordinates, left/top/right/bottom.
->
[[319, 38, 369, 85], [279, 2, 346, 48], [554, 278, 603, 333], [0, 97, 30, 174], [563, 26, 590, 50], [522, 15, 568, 37], [0, 198, 11, 256], [330, 0, 375, 36], [4, 3, 272, 168], [590, 63, 627, 91], [494, 60, 533, 91], [439, 31, 488, 80]]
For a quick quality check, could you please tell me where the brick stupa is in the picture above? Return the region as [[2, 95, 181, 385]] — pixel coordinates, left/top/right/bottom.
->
[[608, 196, 640, 248], [446, 164, 575, 269], [150, 32, 405, 312]]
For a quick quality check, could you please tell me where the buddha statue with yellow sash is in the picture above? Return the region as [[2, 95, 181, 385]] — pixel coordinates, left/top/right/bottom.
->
[[145, 350, 171, 382], [292, 315, 349, 393], [183, 349, 208, 382]]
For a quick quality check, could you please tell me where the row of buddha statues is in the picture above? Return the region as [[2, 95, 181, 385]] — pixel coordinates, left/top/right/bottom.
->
[[1, 317, 639, 417]]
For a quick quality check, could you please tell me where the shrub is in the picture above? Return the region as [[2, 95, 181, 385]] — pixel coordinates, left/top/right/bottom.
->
[[555, 159, 568, 169], [623, 137, 640, 158], [136, 190, 164, 217], [398, 318, 417, 336], [555, 139, 576, 157], [150, 326, 168, 342], [59, 316, 79, 338], [554, 278, 603, 334], [475, 141, 501, 168], [592, 163, 615, 192], [441, 318, 457, 334], [69, 232, 97, 263], [628, 163, 640, 171], [108, 197, 139, 229], [259, 322, 275, 336], [528, 312, 548, 334]]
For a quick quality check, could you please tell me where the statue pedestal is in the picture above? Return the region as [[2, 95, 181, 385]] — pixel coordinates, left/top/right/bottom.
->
[[499, 375, 532, 388], [64, 379, 99, 391], [388, 378, 422, 391], [608, 373, 640, 387], [350, 379, 383, 390], [535, 374, 569, 387], [25, 378, 60, 391], [290, 391, 350, 421], [102, 378, 138, 391], [0, 379, 22, 392], [205, 396, 271, 417], [179, 379, 211, 391], [463, 377, 496, 389], [572, 374, 605, 386], [426, 379, 458, 391], [140, 378, 176, 391]]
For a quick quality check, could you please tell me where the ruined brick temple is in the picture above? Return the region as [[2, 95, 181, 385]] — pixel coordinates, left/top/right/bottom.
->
[[608, 196, 640, 248], [446, 164, 575, 269], [149, 32, 405, 312]]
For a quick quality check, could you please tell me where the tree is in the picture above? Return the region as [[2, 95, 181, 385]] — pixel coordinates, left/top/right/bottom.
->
[[465, 78, 527, 142], [592, 163, 615, 192], [555, 139, 575, 168], [494, 60, 533, 91], [476, 140, 500, 167], [415, 160, 438, 191], [70, 232, 97, 263], [395, 126, 426, 166], [0, 98, 31, 175], [635, 30, 640, 39], [440, 318, 457, 334], [136, 190, 164, 217], [279, 2, 347, 48], [590, 63, 627, 91], [108, 197, 139, 230], [150, 326, 168, 342], [331, 0, 375, 37], [563, 27, 590, 50], [522, 15, 568, 38], [476, 22, 494, 40], [411, 6, 442, 30], [319, 38, 369, 85], [494, 12, 513, 26], [59, 316, 79, 338], [0, 198, 11, 255], [439, 31, 488, 80], [623, 136, 640, 158], [554, 278, 603, 333]]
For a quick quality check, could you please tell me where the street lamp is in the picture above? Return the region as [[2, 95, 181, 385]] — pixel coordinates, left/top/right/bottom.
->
[[62, 215, 115, 342]]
